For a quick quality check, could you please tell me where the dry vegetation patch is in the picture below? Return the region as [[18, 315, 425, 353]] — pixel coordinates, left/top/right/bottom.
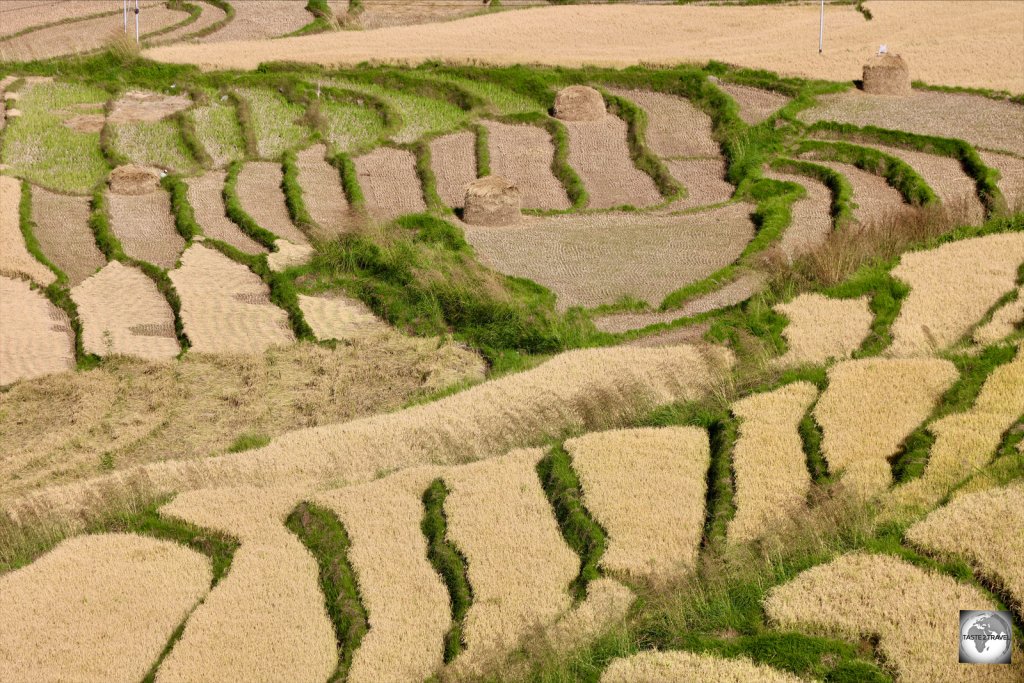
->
[[774, 294, 873, 367], [973, 287, 1023, 347], [0, 176, 54, 286], [0, 533, 211, 683], [236, 87, 311, 160], [108, 119, 199, 174], [567, 427, 709, 582], [29, 186, 105, 285], [564, 114, 661, 209], [295, 144, 351, 238], [601, 650, 805, 683], [888, 232, 1024, 357], [482, 120, 570, 210], [353, 147, 426, 221], [765, 552, 1024, 683], [186, 171, 267, 254], [716, 81, 791, 126], [462, 203, 754, 310], [814, 357, 958, 499], [107, 187, 185, 269], [802, 159, 906, 226], [727, 382, 818, 545], [297, 293, 387, 342], [763, 170, 833, 259], [71, 261, 179, 361], [0, 275, 74, 386], [236, 161, 309, 244], [197, 0, 311, 42], [430, 131, 476, 209], [168, 244, 294, 354]]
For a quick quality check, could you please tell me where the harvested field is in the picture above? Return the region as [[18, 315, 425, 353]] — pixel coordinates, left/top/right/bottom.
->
[[235, 87, 310, 160], [168, 244, 294, 354], [430, 131, 476, 209], [0, 533, 210, 683], [0, 276, 74, 386], [973, 287, 1023, 346], [71, 261, 179, 360], [622, 323, 711, 349], [482, 120, 570, 210], [108, 90, 191, 124], [799, 90, 1024, 157], [593, 272, 764, 334], [331, 79, 467, 144], [0, 1, 134, 39], [353, 147, 426, 221], [151, 0, 228, 45], [774, 294, 873, 367], [297, 294, 387, 342], [980, 150, 1024, 211], [809, 159, 905, 226], [29, 186, 104, 285], [236, 161, 309, 244], [602, 650, 804, 683], [884, 347, 1024, 520], [156, 486, 337, 683], [343, 0, 532, 30], [462, 203, 755, 310], [6, 345, 733, 530], [908, 483, 1024, 620], [196, 0, 311, 42], [0, 336, 484, 498], [0, 176, 54, 286], [814, 358, 958, 499], [888, 232, 1024, 357], [765, 552, 1024, 682], [664, 159, 734, 210], [716, 81, 791, 126], [565, 114, 661, 209], [444, 448, 578, 674], [107, 188, 185, 269], [727, 382, 818, 545], [567, 427, 709, 582], [543, 578, 634, 654], [186, 171, 267, 255], [146, 3, 1024, 94], [606, 89, 718, 159], [316, 468, 450, 683], [295, 144, 351, 238], [319, 99, 384, 154], [763, 170, 833, 258], [267, 239, 314, 272], [189, 101, 246, 168], [108, 119, 199, 173]]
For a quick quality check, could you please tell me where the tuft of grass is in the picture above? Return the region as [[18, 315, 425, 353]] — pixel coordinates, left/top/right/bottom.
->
[[227, 432, 271, 453], [474, 123, 491, 177], [421, 479, 472, 663]]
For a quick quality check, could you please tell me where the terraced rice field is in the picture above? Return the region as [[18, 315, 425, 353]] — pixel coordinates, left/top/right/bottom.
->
[[0, 177, 54, 286], [0, 1, 137, 38], [150, 1, 229, 45], [563, 114, 661, 209], [809, 159, 906, 226], [353, 147, 426, 221], [107, 188, 185, 269], [297, 294, 386, 342], [196, 0, 311, 42], [318, 99, 384, 153], [108, 119, 199, 174], [606, 88, 718, 159], [602, 651, 804, 683], [331, 79, 467, 144], [980, 150, 1024, 211], [189, 101, 246, 168], [0, 276, 75, 386], [664, 159, 734, 210], [429, 131, 476, 209], [295, 145, 350, 237], [716, 81, 791, 125], [763, 169, 833, 258], [29, 186, 105, 285], [236, 161, 310, 244], [973, 287, 1023, 346], [186, 171, 267, 255], [235, 87, 311, 160], [481, 120, 571, 210], [774, 294, 873, 367]]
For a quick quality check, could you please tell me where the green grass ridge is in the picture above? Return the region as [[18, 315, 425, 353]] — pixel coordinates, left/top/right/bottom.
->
[[421, 479, 473, 663]]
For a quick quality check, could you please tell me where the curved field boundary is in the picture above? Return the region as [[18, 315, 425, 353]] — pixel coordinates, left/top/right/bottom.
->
[[798, 140, 935, 208], [727, 382, 818, 545], [973, 287, 1024, 346], [763, 169, 834, 259], [980, 150, 1024, 211], [814, 357, 958, 499], [802, 159, 906, 227], [294, 144, 351, 238], [563, 114, 662, 210], [0, 176, 54, 286], [196, 1, 310, 43], [0, 275, 75, 386], [185, 171, 266, 255], [716, 81, 791, 126], [107, 189, 186, 270], [566, 427, 709, 583], [0, 533, 211, 683], [481, 120, 571, 211], [773, 294, 873, 367], [235, 161, 310, 245], [352, 147, 426, 221], [430, 131, 476, 209], [601, 88, 719, 160], [150, 0, 229, 45], [664, 159, 734, 211], [602, 650, 805, 683], [765, 552, 1024, 682], [328, 78, 468, 145]]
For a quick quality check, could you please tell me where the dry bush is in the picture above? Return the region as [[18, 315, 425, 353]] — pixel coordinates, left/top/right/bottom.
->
[[0, 177, 55, 286], [765, 552, 1024, 683], [566, 426, 709, 582], [156, 486, 337, 683], [601, 650, 804, 683], [0, 533, 210, 683], [973, 287, 1023, 346], [443, 448, 578, 676], [0, 276, 75, 386], [814, 357, 958, 499], [727, 382, 818, 545], [774, 294, 873, 367], [908, 482, 1024, 620]]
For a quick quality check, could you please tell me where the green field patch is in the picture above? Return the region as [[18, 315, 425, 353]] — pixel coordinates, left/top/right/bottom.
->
[[234, 86, 311, 160], [108, 119, 199, 174]]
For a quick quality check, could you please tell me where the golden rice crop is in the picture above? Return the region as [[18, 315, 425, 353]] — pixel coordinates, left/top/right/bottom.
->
[[543, 578, 634, 654], [883, 346, 1024, 520], [973, 287, 1023, 347], [765, 552, 1023, 683], [565, 426, 709, 582], [814, 358, 958, 498], [907, 483, 1024, 620], [727, 382, 818, 545], [601, 650, 805, 683], [774, 294, 873, 367], [888, 233, 1024, 357], [0, 176, 54, 286], [7, 344, 732, 529], [0, 275, 75, 386], [0, 533, 211, 683], [298, 293, 387, 342], [156, 486, 337, 683], [315, 468, 450, 683], [443, 448, 579, 675]]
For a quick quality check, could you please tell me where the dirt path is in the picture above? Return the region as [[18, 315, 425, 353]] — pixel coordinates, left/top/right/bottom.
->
[[808, 160, 906, 226], [107, 189, 185, 270], [764, 169, 834, 259], [186, 171, 267, 255], [483, 120, 570, 211], [430, 131, 476, 209], [295, 144, 352, 238], [353, 147, 426, 221], [716, 81, 791, 126], [236, 161, 309, 245], [30, 186, 105, 286], [0, 275, 74, 386], [564, 115, 661, 209]]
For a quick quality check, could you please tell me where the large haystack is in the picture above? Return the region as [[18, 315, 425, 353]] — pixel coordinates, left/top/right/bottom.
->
[[109, 165, 163, 195], [862, 53, 911, 95], [554, 85, 606, 121], [463, 176, 522, 226]]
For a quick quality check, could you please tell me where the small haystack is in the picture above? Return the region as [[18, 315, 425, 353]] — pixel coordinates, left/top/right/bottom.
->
[[109, 165, 163, 195], [463, 176, 522, 226], [554, 85, 606, 121], [862, 53, 911, 95]]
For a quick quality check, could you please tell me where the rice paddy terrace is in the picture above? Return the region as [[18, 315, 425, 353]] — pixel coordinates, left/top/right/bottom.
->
[[1, 15, 1024, 683]]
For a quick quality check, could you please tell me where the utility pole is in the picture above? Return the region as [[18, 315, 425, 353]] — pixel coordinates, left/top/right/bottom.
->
[[124, 0, 128, 33], [135, 0, 140, 44], [819, 0, 824, 54]]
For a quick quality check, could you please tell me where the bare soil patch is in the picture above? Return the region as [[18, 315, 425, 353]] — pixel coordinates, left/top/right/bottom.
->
[[353, 147, 426, 221], [0, 177, 54, 286], [805, 159, 906, 226], [980, 150, 1024, 212], [716, 81, 791, 126], [107, 90, 191, 124], [462, 203, 755, 310], [606, 88, 718, 159], [298, 294, 387, 342], [62, 113, 105, 133], [295, 144, 352, 238], [483, 120, 570, 210], [30, 186, 105, 286], [196, 0, 311, 42], [236, 161, 309, 244], [0, 275, 74, 386], [107, 188, 185, 269], [108, 164, 162, 195], [71, 261, 179, 360], [665, 159, 734, 211], [168, 244, 294, 354], [429, 131, 476, 209], [565, 114, 661, 209], [187, 171, 267, 255], [764, 169, 833, 259]]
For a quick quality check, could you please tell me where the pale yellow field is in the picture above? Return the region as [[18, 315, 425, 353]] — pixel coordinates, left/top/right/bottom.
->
[[145, 3, 1024, 93], [0, 275, 75, 386], [774, 294, 873, 367], [973, 288, 1023, 346], [601, 650, 805, 683], [0, 176, 54, 286]]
